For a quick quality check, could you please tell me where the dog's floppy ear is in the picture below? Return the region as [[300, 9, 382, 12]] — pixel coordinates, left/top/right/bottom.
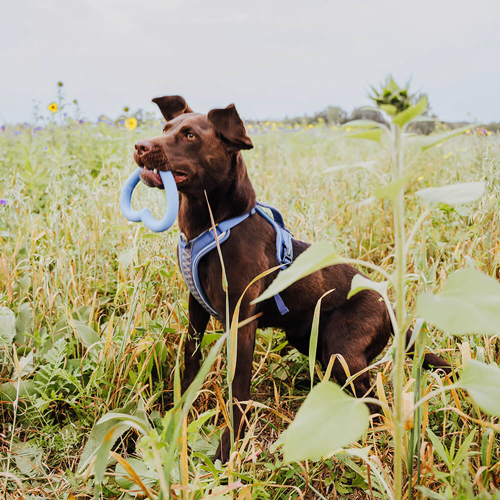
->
[[207, 104, 253, 153], [152, 95, 193, 121]]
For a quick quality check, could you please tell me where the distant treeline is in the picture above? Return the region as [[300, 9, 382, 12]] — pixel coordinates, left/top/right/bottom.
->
[[247, 104, 499, 135], [103, 104, 499, 136]]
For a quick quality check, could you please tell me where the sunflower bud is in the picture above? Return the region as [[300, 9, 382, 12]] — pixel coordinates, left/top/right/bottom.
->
[[370, 77, 413, 115]]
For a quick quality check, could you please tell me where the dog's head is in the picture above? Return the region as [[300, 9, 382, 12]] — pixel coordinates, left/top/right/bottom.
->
[[134, 96, 253, 194]]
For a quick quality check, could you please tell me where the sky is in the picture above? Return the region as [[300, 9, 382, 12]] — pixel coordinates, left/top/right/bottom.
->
[[2, 0, 500, 124]]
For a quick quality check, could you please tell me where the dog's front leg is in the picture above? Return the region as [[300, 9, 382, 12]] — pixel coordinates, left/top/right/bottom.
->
[[181, 293, 210, 394], [214, 304, 258, 463]]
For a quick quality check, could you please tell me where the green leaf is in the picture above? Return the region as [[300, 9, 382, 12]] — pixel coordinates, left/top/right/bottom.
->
[[415, 124, 477, 151], [344, 129, 384, 142], [252, 242, 343, 304], [456, 360, 500, 416], [341, 120, 387, 130], [416, 182, 485, 207], [0, 307, 16, 345], [77, 402, 137, 474], [118, 247, 137, 269], [201, 332, 222, 349], [309, 290, 335, 389], [282, 382, 369, 463], [427, 428, 452, 469], [12, 442, 45, 477], [97, 412, 152, 434], [115, 457, 159, 489], [416, 268, 500, 335], [347, 274, 388, 300], [15, 302, 34, 341], [379, 104, 398, 116], [187, 409, 217, 436], [73, 320, 101, 348], [453, 430, 476, 467], [13, 350, 35, 380], [392, 97, 427, 127], [374, 177, 408, 201]]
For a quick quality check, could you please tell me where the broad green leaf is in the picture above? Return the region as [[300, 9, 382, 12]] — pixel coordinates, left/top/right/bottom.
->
[[347, 274, 388, 300], [456, 360, 500, 416], [115, 457, 159, 489], [416, 268, 500, 335], [0, 307, 16, 345], [187, 409, 217, 435], [201, 332, 222, 349], [97, 412, 152, 434], [282, 382, 369, 463], [12, 442, 45, 477], [0, 380, 36, 401], [415, 124, 477, 151], [77, 402, 137, 474], [416, 182, 485, 207], [252, 242, 343, 304], [73, 320, 101, 348], [427, 428, 451, 469], [379, 104, 398, 116], [341, 120, 387, 130], [453, 430, 476, 467], [374, 177, 408, 201], [15, 302, 34, 341], [13, 350, 35, 380], [344, 129, 384, 142], [118, 247, 137, 269], [392, 97, 427, 127]]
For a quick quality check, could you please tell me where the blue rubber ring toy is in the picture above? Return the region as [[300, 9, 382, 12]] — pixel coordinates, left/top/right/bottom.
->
[[120, 167, 179, 232]]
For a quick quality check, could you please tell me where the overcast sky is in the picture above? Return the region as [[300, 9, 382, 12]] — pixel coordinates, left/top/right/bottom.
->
[[2, 0, 499, 124]]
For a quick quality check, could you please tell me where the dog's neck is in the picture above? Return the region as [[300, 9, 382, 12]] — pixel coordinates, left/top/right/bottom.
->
[[178, 152, 256, 241]]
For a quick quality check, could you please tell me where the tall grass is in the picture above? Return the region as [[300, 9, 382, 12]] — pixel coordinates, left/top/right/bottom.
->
[[1, 119, 499, 499]]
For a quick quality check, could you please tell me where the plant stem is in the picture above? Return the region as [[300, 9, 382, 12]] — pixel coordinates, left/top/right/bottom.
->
[[392, 124, 406, 500]]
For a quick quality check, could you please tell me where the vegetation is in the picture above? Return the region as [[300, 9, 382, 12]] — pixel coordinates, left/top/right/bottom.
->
[[1, 83, 500, 499]]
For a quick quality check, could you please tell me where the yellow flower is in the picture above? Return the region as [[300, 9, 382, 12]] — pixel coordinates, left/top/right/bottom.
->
[[48, 102, 57, 113], [125, 117, 137, 131]]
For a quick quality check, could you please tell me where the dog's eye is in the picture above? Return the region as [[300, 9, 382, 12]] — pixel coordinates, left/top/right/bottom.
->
[[186, 132, 196, 140]]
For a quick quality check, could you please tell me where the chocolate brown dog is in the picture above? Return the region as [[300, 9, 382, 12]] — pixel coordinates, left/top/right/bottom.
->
[[134, 95, 449, 462]]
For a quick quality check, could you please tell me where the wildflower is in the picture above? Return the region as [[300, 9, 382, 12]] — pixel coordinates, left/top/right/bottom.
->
[[57, 81, 64, 87], [123, 106, 130, 113], [0, 199, 6, 205], [417, 176, 424, 181], [125, 117, 137, 131], [48, 102, 58, 113], [1, 126, 5, 132]]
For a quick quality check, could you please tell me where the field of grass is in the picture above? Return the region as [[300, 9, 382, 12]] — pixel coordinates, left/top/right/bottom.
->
[[1, 118, 499, 499]]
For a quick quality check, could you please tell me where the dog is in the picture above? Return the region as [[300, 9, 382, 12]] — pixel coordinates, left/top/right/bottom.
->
[[133, 95, 450, 462]]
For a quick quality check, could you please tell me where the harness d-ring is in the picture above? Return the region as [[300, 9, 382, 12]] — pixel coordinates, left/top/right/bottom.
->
[[120, 167, 179, 232]]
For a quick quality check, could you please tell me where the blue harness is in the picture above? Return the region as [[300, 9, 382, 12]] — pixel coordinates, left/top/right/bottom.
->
[[178, 202, 293, 320]]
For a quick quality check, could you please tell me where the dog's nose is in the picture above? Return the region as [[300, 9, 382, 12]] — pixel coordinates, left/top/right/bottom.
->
[[134, 139, 154, 156]]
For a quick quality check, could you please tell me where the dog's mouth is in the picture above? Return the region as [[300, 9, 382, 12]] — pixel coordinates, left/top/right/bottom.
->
[[139, 166, 189, 189]]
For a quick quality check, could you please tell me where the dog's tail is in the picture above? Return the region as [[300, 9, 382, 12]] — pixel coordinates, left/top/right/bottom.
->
[[405, 328, 452, 375]]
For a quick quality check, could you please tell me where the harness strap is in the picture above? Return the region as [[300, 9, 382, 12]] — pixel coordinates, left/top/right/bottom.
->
[[178, 203, 293, 320]]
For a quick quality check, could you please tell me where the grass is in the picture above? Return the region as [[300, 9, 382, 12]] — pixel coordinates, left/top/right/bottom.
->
[[1, 118, 499, 499]]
